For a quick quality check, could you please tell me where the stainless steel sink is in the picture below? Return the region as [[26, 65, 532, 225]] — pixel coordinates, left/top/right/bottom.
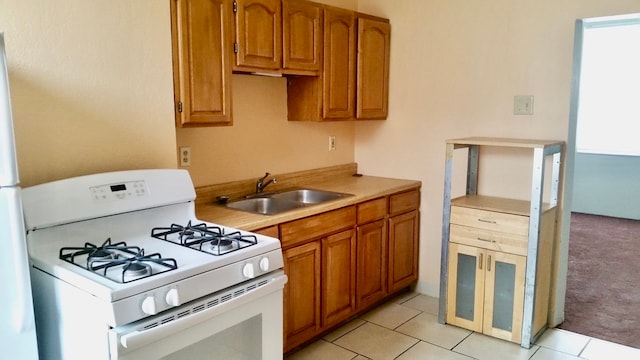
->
[[225, 188, 352, 215], [225, 197, 305, 215], [270, 189, 351, 204]]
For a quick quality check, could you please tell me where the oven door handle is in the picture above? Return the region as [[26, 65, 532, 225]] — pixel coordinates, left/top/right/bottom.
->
[[117, 274, 287, 350]]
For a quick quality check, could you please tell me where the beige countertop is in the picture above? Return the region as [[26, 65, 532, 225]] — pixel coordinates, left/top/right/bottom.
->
[[196, 175, 422, 231]]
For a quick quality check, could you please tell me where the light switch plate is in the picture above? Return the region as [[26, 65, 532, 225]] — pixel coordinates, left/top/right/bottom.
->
[[514, 95, 534, 115]]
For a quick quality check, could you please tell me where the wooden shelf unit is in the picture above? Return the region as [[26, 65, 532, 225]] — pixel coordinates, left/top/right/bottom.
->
[[438, 137, 564, 348]]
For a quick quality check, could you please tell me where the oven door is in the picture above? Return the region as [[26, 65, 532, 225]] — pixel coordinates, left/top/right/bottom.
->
[[109, 271, 287, 360]]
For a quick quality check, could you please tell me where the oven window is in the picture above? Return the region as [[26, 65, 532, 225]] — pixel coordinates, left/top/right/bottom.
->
[[161, 315, 262, 360]]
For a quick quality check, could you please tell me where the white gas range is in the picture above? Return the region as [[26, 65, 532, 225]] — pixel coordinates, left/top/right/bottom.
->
[[22, 169, 287, 360]]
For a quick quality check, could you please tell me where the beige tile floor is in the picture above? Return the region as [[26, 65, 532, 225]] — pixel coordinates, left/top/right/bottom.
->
[[285, 292, 640, 360]]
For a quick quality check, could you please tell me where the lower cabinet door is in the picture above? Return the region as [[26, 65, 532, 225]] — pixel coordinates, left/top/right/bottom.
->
[[446, 243, 484, 332], [388, 210, 419, 292], [356, 219, 387, 310], [447, 243, 526, 343], [483, 250, 526, 343], [322, 229, 356, 327], [283, 241, 321, 351]]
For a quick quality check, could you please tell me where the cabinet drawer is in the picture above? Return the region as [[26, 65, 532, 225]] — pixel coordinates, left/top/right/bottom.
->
[[280, 206, 356, 248], [253, 225, 279, 239], [357, 197, 387, 224], [389, 189, 420, 215], [450, 206, 529, 236], [449, 224, 528, 256]]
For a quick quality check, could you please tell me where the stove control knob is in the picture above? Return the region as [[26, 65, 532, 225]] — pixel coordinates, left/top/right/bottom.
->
[[259, 257, 270, 272], [242, 263, 255, 279], [141, 295, 157, 315], [166, 288, 181, 307]]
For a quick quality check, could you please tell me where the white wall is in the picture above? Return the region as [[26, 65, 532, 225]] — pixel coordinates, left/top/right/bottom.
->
[[354, 0, 640, 323], [1, 0, 177, 187]]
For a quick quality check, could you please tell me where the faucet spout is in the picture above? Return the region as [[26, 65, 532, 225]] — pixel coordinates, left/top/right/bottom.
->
[[255, 172, 277, 193]]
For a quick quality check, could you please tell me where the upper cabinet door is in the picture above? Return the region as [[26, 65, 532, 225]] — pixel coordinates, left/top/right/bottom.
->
[[357, 17, 390, 120], [322, 7, 356, 120], [171, 0, 233, 127], [234, 0, 282, 71], [282, 0, 322, 73]]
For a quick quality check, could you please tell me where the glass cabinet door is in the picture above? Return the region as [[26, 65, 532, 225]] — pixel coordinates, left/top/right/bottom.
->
[[483, 251, 526, 343], [446, 243, 484, 332]]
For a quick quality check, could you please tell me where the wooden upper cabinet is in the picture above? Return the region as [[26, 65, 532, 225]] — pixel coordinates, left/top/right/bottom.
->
[[322, 7, 356, 120], [171, 0, 233, 127], [357, 17, 390, 120], [282, 0, 322, 73], [233, 0, 282, 71]]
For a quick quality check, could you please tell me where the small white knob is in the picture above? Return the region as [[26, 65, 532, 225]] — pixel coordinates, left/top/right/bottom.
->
[[259, 257, 270, 272], [166, 288, 180, 307], [141, 295, 157, 315], [242, 263, 255, 279]]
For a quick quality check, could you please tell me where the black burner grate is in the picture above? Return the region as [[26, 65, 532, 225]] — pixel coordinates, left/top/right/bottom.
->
[[151, 221, 257, 256], [59, 238, 178, 283]]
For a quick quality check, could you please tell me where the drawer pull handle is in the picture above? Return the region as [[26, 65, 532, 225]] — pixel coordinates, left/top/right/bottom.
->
[[477, 237, 496, 243], [477, 219, 497, 224]]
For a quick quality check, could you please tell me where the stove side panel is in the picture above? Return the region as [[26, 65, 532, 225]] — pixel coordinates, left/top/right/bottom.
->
[[31, 268, 112, 360]]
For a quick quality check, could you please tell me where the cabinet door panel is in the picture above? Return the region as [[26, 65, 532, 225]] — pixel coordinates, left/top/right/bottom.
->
[[322, 229, 356, 327], [356, 18, 390, 119], [283, 241, 321, 349], [322, 7, 355, 119], [388, 210, 419, 292], [483, 251, 525, 343], [171, 0, 232, 126], [234, 0, 282, 70], [283, 0, 322, 72], [356, 219, 387, 310], [446, 243, 484, 332]]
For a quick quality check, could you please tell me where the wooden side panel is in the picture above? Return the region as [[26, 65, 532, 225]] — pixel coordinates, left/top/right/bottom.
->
[[533, 208, 557, 335], [171, 0, 232, 126], [356, 17, 390, 119]]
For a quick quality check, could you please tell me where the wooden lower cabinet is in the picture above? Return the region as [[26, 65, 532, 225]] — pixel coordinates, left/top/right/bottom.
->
[[446, 242, 526, 343], [283, 188, 420, 352], [282, 229, 356, 352]]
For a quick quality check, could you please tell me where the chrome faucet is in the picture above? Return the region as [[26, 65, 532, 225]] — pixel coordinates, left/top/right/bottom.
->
[[255, 172, 277, 193]]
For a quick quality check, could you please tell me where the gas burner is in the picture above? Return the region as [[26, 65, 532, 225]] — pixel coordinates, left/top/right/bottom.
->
[[207, 238, 234, 252], [59, 239, 178, 283], [151, 221, 258, 256]]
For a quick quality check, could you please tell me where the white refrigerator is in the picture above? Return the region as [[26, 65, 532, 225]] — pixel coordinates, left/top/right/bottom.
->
[[0, 33, 39, 359]]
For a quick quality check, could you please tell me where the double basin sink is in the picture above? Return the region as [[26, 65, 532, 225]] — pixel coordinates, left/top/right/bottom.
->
[[225, 188, 352, 215]]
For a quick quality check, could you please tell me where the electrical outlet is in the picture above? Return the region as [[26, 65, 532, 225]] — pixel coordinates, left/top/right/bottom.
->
[[179, 146, 191, 166], [329, 136, 336, 151], [514, 95, 534, 115]]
